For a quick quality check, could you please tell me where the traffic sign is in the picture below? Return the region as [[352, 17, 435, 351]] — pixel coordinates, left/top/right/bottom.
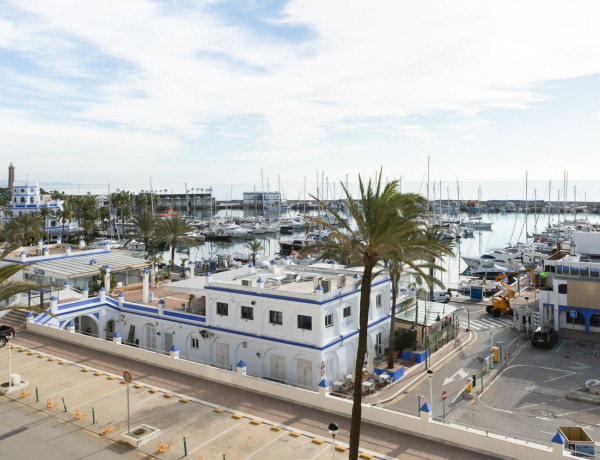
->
[[442, 390, 447, 401], [122, 370, 132, 384], [569, 310, 577, 319]]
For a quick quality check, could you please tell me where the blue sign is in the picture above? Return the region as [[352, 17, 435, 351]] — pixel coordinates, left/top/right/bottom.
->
[[569, 310, 577, 319], [33, 269, 45, 275]]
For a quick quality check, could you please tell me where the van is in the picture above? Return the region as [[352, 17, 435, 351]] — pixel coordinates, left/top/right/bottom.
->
[[431, 290, 450, 303]]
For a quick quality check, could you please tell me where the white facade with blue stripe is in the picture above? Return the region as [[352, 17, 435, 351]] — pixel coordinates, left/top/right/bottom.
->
[[30, 261, 392, 391]]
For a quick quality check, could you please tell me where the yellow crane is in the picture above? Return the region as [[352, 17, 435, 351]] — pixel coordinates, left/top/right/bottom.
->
[[486, 274, 516, 317]]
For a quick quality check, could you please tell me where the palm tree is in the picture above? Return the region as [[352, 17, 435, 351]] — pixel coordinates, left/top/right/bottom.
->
[[0, 247, 51, 319], [245, 239, 264, 265], [385, 226, 454, 369], [134, 210, 157, 253], [111, 190, 133, 239], [56, 204, 73, 241], [309, 172, 413, 459], [5, 213, 44, 246], [154, 216, 198, 270]]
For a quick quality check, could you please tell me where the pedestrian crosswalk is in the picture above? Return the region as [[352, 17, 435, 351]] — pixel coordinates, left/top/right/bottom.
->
[[467, 317, 513, 331]]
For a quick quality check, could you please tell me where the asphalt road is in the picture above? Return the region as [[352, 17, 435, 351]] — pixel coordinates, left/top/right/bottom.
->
[[386, 299, 600, 448], [6, 329, 496, 460]]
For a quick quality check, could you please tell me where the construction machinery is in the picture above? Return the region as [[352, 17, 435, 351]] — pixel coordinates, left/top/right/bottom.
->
[[486, 274, 516, 317]]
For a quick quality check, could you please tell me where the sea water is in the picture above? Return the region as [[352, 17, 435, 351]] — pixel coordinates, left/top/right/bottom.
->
[[162, 211, 600, 289]]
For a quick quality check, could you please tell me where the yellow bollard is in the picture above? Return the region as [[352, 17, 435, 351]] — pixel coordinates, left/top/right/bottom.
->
[[466, 378, 472, 393], [493, 347, 499, 363]]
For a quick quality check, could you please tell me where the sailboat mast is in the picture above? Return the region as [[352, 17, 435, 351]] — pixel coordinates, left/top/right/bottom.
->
[[525, 171, 528, 240]]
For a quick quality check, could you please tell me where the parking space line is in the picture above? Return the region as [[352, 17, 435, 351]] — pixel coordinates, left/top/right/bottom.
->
[[245, 431, 287, 459], [554, 339, 567, 353], [187, 422, 240, 456], [593, 344, 600, 357]]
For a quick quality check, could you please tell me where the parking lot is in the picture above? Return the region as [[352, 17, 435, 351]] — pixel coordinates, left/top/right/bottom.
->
[[0, 345, 357, 460], [451, 335, 600, 445]]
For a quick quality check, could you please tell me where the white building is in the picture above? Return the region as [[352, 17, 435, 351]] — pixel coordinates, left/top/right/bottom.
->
[[3, 181, 81, 239], [537, 241, 600, 338], [29, 260, 392, 390]]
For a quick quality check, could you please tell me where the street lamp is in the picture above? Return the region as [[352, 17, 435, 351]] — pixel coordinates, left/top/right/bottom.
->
[[427, 369, 434, 414], [328, 422, 339, 459], [524, 296, 530, 335]]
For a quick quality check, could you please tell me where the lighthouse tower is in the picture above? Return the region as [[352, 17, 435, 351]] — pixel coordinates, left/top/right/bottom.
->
[[8, 162, 15, 190]]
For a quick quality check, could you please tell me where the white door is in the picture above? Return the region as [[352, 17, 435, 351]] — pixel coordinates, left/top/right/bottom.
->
[[216, 343, 230, 369], [144, 324, 156, 351], [164, 332, 173, 353], [375, 332, 383, 356], [297, 358, 313, 388], [270, 354, 285, 382]]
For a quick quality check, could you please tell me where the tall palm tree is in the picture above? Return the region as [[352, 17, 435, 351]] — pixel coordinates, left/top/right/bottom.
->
[[385, 226, 454, 369], [245, 239, 264, 265], [134, 210, 157, 253], [310, 172, 413, 459], [154, 216, 198, 270], [56, 204, 73, 241], [111, 190, 133, 239]]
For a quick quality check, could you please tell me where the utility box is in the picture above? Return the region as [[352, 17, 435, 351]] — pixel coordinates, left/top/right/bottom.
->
[[493, 347, 499, 363], [558, 426, 595, 457]]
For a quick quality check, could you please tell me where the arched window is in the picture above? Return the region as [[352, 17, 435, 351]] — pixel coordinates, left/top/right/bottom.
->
[[20, 197, 25, 203], [591, 313, 600, 328], [30, 197, 34, 203]]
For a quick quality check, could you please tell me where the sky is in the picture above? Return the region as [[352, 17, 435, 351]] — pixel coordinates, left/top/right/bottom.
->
[[1, 1, 600, 201]]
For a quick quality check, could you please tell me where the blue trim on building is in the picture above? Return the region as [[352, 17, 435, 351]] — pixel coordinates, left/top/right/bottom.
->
[[163, 309, 207, 323], [32, 296, 390, 351], [557, 305, 598, 334], [10, 249, 111, 264]]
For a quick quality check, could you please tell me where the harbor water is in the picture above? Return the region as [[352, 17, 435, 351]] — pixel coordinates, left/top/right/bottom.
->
[[160, 210, 600, 290]]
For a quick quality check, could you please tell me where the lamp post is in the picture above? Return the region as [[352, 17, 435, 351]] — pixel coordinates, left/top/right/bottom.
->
[[328, 422, 339, 460], [416, 393, 425, 416], [7, 332, 13, 389], [427, 369, 434, 415], [525, 296, 530, 335]]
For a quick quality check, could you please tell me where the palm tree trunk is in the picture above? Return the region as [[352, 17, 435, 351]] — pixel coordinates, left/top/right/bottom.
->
[[387, 287, 397, 369], [349, 263, 374, 459], [171, 240, 176, 271]]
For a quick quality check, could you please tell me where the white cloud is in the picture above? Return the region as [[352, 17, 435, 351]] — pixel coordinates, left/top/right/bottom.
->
[[1, 0, 600, 187]]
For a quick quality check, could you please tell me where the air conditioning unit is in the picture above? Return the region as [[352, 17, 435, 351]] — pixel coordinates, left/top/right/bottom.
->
[[321, 279, 331, 293], [241, 279, 254, 287]]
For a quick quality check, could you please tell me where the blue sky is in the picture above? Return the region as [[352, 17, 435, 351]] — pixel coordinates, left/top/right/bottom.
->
[[1, 0, 600, 200]]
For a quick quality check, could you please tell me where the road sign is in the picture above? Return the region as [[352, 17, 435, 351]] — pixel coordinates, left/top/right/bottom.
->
[[122, 370, 132, 384], [442, 390, 447, 401], [569, 310, 577, 319]]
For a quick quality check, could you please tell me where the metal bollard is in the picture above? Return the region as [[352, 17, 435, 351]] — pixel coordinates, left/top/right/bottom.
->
[[35, 386, 39, 402], [92, 407, 96, 424], [183, 437, 187, 457], [62, 397, 67, 412]]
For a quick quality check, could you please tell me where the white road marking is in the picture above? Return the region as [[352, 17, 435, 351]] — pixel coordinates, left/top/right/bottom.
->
[[554, 340, 567, 353], [544, 372, 576, 383], [478, 399, 513, 414], [443, 368, 468, 386], [536, 416, 551, 421]]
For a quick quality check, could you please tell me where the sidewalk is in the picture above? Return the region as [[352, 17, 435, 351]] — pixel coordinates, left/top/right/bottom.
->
[[366, 328, 475, 405]]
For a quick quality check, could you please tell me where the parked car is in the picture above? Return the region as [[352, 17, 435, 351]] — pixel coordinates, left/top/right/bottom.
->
[[532, 327, 559, 349], [0, 325, 16, 348], [431, 290, 450, 303]]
